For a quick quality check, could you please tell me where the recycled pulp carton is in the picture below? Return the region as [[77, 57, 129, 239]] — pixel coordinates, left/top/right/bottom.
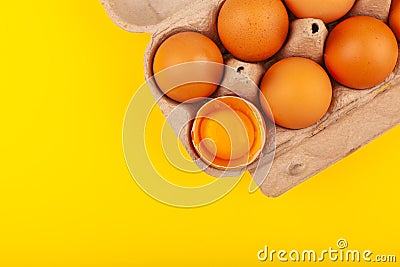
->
[[101, 0, 400, 197]]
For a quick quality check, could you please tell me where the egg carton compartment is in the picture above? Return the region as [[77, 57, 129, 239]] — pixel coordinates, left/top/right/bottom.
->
[[102, 0, 400, 197]]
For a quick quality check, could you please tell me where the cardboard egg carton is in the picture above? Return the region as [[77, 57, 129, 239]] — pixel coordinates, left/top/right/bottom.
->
[[102, 0, 400, 197]]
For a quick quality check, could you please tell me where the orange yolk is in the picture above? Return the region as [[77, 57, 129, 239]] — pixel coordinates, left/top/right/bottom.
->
[[192, 96, 266, 170], [199, 110, 255, 161]]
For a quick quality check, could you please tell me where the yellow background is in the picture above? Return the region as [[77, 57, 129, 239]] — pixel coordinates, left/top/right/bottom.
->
[[1, 1, 399, 266]]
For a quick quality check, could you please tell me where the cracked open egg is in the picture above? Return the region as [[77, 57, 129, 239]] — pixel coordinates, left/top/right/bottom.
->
[[191, 96, 266, 170]]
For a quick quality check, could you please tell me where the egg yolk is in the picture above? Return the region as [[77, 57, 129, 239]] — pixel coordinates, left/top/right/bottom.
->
[[192, 96, 265, 170], [199, 110, 255, 161]]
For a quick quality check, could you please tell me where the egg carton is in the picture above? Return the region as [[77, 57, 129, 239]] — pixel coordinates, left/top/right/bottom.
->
[[102, 0, 400, 197]]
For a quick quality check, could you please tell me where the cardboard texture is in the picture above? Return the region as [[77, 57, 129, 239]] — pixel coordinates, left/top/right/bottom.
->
[[102, 0, 400, 197]]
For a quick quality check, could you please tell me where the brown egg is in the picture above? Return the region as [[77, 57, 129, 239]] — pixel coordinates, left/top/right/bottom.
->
[[153, 32, 224, 103], [284, 0, 355, 23], [390, 0, 400, 40], [325, 16, 398, 89], [217, 0, 289, 62], [191, 96, 266, 170], [260, 57, 332, 130]]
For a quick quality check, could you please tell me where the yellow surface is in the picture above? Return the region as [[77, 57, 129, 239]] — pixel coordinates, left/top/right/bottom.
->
[[0, 1, 399, 266]]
